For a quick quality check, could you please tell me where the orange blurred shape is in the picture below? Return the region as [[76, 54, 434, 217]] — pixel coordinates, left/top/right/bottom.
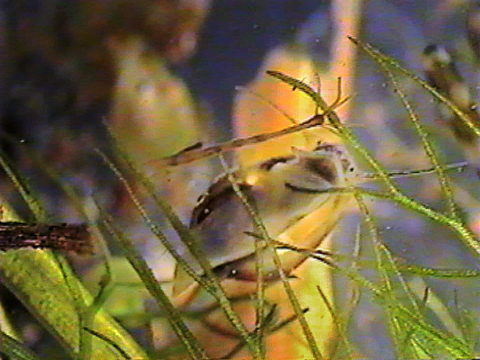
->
[[109, 36, 201, 164], [233, 45, 340, 167], [108, 35, 209, 221]]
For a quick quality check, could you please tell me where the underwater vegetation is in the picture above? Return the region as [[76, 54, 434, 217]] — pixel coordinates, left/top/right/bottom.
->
[[0, 1, 479, 359]]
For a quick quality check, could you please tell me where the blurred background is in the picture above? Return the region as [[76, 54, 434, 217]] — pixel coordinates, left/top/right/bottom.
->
[[0, 0, 480, 358]]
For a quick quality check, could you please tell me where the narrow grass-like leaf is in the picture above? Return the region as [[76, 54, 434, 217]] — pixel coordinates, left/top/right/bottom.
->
[[453, 291, 478, 351], [335, 254, 471, 357], [312, 241, 472, 357], [96, 203, 206, 360], [298, 185, 480, 258], [0, 151, 46, 221], [218, 155, 266, 357], [393, 305, 470, 358], [348, 36, 480, 137], [352, 190, 405, 358], [0, 246, 147, 359], [83, 328, 132, 360], [3, 138, 139, 360], [78, 255, 115, 360], [100, 125, 268, 358], [394, 262, 480, 278], [316, 285, 354, 359], [367, 44, 459, 220], [219, 156, 322, 359], [93, 148, 205, 290], [356, 188, 480, 257], [329, 244, 471, 357], [10, 138, 89, 219], [260, 233, 480, 280], [0, 161, 146, 359], [0, 331, 40, 360], [266, 70, 406, 197], [352, 179, 471, 357], [266, 180, 472, 358], [221, 307, 310, 360]]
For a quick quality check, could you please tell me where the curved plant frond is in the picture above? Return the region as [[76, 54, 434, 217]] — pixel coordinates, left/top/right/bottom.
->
[[264, 46, 479, 357], [266, 68, 480, 259], [0, 150, 147, 359]]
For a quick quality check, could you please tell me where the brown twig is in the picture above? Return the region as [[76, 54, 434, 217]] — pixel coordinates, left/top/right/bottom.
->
[[0, 222, 93, 254], [147, 113, 326, 167]]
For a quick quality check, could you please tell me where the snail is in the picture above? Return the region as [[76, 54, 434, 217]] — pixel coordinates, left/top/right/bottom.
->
[[171, 141, 357, 310]]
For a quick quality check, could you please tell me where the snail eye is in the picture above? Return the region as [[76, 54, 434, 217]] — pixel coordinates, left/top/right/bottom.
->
[[228, 269, 239, 277], [190, 194, 224, 225], [212, 262, 239, 279], [200, 207, 211, 219], [190, 181, 252, 227]]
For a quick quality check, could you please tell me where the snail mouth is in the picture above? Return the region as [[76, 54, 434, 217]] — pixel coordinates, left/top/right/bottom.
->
[[280, 156, 339, 193], [284, 182, 332, 194], [285, 176, 335, 195]]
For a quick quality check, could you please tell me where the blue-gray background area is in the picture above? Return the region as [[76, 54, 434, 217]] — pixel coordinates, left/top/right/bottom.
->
[[177, 0, 329, 138]]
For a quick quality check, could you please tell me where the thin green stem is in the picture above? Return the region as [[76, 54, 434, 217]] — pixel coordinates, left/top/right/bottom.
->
[[218, 157, 323, 360], [266, 70, 480, 258], [372, 45, 459, 220], [348, 36, 480, 137], [97, 205, 206, 360], [96, 145, 261, 358]]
